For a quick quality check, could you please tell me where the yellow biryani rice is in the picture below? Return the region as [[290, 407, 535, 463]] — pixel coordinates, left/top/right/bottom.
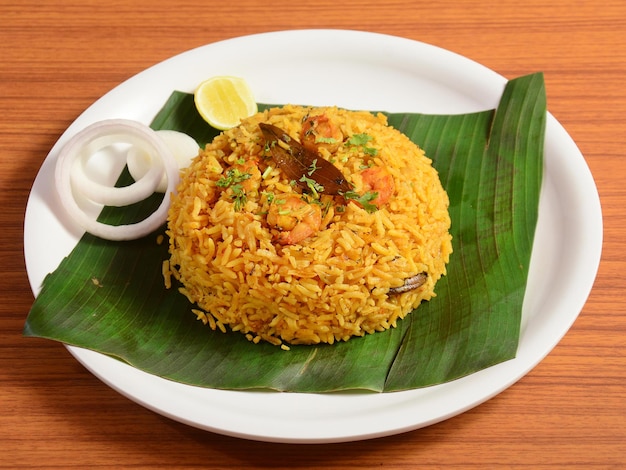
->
[[165, 105, 452, 348]]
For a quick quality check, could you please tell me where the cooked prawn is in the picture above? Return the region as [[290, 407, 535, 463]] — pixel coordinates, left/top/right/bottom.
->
[[267, 196, 322, 245], [233, 158, 261, 193], [300, 114, 343, 153], [360, 166, 395, 208]]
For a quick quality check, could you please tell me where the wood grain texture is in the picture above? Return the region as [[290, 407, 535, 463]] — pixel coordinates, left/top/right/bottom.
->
[[1, 0, 624, 468]]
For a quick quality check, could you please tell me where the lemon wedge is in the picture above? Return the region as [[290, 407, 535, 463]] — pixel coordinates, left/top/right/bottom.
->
[[193, 76, 258, 130]]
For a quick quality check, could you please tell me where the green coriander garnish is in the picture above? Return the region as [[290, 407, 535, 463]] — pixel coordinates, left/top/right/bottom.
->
[[216, 168, 252, 188], [342, 190, 379, 213], [217, 168, 252, 211], [347, 133, 378, 156], [299, 175, 325, 197], [231, 184, 247, 211], [347, 133, 373, 146], [307, 159, 319, 176], [315, 136, 338, 144], [262, 191, 275, 204]]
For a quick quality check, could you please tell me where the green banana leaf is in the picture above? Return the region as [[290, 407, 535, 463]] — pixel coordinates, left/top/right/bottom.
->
[[24, 73, 546, 392]]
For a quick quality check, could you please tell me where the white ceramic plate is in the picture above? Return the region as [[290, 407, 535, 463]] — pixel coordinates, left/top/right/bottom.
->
[[24, 30, 602, 443]]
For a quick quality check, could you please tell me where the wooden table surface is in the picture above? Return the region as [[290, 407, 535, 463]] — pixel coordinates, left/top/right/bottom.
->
[[2, 0, 624, 468]]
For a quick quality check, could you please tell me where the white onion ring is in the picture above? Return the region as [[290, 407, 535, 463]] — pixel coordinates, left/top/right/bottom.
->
[[126, 129, 199, 193], [70, 133, 163, 206], [55, 119, 180, 241]]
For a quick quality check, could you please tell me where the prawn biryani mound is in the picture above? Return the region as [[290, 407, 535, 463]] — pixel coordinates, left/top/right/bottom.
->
[[165, 105, 453, 348]]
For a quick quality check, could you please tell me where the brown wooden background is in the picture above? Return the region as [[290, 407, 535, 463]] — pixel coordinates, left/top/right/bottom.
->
[[1, 0, 624, 468]]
